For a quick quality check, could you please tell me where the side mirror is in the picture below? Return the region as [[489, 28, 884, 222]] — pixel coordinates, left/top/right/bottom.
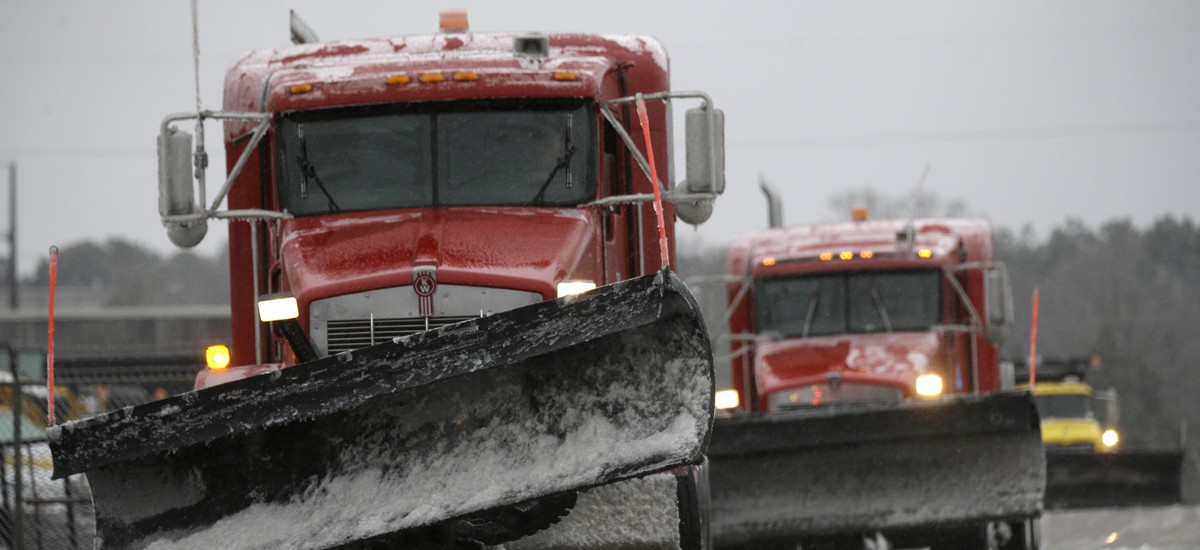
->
[[1094, 388, 1119, 427], [676, 107, 725, 225], [157, 126, 207, 248], [684, 107, 725, 195], [998, 361, 1016, 391], [984, 266, 1013, 342]]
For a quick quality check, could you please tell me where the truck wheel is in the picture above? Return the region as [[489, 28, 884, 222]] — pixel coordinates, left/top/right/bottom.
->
[[1001, 519, 1040, 550], [676, 463, 709, 550], [930, 523, 993, 550]]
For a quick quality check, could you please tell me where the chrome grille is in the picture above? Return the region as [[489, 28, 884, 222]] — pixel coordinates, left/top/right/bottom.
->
[[326, 316, 477, 355], [309, 283, 543, 357], [768, 383, 904, 411]]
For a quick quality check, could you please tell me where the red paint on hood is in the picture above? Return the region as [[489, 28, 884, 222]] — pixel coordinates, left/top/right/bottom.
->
[[755, 332, 943, 400], [279, 207, 595, 309]]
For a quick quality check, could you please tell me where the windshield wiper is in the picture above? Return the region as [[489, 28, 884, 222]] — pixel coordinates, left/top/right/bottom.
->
[[801, 293, 820, 337], [294, 124, 341, 212], [868, 286, 893, 332], [530, 115, 576, 206]]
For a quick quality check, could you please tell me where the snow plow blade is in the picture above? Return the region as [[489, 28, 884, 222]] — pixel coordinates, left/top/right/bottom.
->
[[708, 391, 1044, 547], [1045, 450, 1184, 509], [47, 270, 714, 550]]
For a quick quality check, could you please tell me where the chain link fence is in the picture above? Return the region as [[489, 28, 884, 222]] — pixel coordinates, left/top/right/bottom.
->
[[0, 345, 201, 549]]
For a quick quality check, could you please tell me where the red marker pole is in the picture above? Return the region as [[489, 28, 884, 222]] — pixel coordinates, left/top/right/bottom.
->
[[1028, 288, 1039, 389], [47, 246, 58, 425], [634, 94, 670, 271]]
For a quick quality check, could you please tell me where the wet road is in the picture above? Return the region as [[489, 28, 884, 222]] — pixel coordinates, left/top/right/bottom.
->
[[1041, 505, 1200, 550]]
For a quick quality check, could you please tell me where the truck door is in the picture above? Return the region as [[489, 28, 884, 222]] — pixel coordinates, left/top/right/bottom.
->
[[601, 118, 633, 284]]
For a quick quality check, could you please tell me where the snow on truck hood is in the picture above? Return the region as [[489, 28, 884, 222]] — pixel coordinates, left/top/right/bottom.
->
[[755, 332, 942, 396], [279, 207, 595, 305]]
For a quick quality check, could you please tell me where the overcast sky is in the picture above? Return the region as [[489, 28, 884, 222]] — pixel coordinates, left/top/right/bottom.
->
[[2, 1, 1198, 275]]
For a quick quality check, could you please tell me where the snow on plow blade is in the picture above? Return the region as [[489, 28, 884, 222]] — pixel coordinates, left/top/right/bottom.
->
[[1045, 450, 1183, 509], [47, 270, 714, 550], [708, 391, 1044, 547]]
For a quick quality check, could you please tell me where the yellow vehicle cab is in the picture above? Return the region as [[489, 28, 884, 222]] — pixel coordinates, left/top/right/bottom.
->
[[1022, 380, 1118, 453]]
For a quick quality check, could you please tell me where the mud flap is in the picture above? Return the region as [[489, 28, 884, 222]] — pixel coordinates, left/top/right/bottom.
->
[[1045, 450, 1183, 509], [707, 392, 1045, 548], [47, 270, 714, 550]]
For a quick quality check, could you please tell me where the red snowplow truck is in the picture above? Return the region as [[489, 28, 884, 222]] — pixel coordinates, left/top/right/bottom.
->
[[48, 11, 725, 550], [707, 207, 1045, 549]]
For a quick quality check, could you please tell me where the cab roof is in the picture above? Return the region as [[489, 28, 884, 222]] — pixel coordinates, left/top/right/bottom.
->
[[727, 218, 995, 276], [221, 32, 668, 116]]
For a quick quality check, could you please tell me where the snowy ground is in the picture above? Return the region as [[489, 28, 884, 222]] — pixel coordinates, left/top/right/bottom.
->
[[1041, 505, 1200, 550]]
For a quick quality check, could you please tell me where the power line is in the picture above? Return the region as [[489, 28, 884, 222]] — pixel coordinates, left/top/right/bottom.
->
[[0, 147, 155, 160]]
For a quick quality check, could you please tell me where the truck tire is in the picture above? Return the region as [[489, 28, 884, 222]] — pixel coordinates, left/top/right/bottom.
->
[[676, 464, 710, 550], [1001, 519, 1040, 550], [930, 523, 992, 550]]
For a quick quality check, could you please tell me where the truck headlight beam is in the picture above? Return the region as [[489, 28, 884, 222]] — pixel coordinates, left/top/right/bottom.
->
[[915, 373, 944, 397], [714, 389, 740, 410], [557, 280, 597, 298]]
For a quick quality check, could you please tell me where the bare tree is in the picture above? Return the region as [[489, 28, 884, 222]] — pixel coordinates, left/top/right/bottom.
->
[[828, 186, 968, 220]]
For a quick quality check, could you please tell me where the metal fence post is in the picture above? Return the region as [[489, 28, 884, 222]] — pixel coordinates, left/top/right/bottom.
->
[[5, 345, 24, 549]]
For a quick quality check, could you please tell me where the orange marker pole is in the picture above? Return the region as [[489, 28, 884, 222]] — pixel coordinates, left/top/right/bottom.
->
[[47, 246, 58, 425], [634, 94, 670, 271], [1028, 288, 1039, 389]]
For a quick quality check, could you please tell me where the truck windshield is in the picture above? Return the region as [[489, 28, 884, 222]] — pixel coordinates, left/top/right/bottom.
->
[[277, 100, 594, 215], [755, 270, 941, 338], [1033, 394, 1092, 419]]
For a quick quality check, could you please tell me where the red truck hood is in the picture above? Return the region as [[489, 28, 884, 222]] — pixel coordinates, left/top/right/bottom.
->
[[278, 208, 595, 306], [755, 332, 943, 398]]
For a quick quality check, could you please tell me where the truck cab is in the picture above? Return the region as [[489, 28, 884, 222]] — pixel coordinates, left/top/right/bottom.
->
[[1030, 381, 1117, 452], [723, 215, 1014, 413], [1015, 356, 1120, 453], [154, 14, 724, 384]]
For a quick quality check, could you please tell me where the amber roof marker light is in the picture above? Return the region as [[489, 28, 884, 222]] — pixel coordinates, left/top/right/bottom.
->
[[439, 9, 468, 32]]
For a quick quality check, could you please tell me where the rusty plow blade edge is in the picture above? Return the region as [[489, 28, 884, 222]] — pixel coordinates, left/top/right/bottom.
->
[[47, 270, 714, 549], [707, 392, 1045, 547]]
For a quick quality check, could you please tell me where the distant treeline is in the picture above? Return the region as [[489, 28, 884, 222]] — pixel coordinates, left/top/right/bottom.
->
[[997, 216, 1200, 450], [25, 238, 229, 306]]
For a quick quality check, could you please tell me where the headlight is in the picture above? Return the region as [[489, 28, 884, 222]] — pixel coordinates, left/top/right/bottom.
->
[[915, 373, 943, 397], [206, 345, 231, 370], [1102, 429, 1119, 448], [714, 389, 740, 410], [258, 293, 299, 322], [557, 280, 597, 298]]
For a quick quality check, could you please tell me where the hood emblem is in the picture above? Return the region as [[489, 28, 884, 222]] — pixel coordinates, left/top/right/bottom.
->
[[413, 266, 437, 317], [826, 371, 843, 392]]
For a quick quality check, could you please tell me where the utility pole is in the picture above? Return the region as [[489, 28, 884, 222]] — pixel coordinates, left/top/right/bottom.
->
[[7, 161, 15, 311]]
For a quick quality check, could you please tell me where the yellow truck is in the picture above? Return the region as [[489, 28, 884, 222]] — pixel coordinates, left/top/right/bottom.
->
[[1016, 356, 1183, 509], [1029, 379, 1119, 453]]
